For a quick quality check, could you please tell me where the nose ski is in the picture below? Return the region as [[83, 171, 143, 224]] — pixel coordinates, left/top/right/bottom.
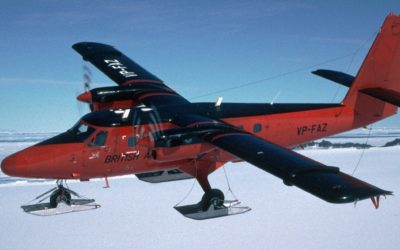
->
[[21, 180, 100, 216]]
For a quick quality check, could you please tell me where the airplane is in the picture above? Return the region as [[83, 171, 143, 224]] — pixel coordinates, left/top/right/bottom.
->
[[1, 13, 400, 219]]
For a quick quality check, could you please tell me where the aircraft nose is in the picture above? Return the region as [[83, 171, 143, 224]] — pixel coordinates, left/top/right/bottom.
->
[[1, 153, 29, 177], [0, 156, 12, 175]]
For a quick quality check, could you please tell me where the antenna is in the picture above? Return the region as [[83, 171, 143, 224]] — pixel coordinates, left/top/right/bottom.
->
[[215, 97, 223, 107], [270, 90, 281, 105]]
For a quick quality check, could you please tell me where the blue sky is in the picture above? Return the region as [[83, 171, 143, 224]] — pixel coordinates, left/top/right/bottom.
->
[[0, 0, 400, 132]]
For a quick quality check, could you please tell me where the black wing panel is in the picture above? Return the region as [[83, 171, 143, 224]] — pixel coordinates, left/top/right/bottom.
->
[[73, 42, 190, 106], [170, 114, 391, 204], [73, 42, 162, 85], [202, 130, 391, 203]]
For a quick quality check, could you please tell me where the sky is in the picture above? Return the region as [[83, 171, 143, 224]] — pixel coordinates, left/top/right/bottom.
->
[[1, 0, 400, 132]]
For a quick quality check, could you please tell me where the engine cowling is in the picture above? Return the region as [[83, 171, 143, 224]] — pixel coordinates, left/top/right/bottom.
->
[[76, 83, 175, 111]]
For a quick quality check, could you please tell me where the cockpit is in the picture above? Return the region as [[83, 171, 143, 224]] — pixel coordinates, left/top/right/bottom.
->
[[68, 121, 96, 142], [36, 121, 99, 146]]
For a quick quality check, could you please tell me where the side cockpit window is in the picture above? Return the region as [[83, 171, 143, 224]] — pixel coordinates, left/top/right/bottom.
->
[[70, 122, 95, 142], [90, 131, 108, 147]]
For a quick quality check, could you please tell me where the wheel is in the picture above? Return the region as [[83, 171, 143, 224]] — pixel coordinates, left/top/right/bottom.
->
[[200, 189, 225, 211], [50, 188, 72, 208]]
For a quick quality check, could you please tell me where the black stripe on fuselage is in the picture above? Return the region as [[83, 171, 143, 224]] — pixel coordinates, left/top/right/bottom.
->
[[189, 103, 342, 119], [82, 103, 342, 127]]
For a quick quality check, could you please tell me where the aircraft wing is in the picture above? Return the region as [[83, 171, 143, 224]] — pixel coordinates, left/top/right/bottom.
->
[[170, 116, 391, 204], [72, 42, 190, 106]]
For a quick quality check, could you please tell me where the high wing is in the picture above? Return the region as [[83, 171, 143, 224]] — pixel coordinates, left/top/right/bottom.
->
[[73, 42, 189, 107], [169, 115, 391, 204], [73, 43, 391, 204]]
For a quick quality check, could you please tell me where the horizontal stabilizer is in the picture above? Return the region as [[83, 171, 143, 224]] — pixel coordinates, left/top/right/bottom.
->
[[360, 87, 400, 107], [312, 69, 355, 87]]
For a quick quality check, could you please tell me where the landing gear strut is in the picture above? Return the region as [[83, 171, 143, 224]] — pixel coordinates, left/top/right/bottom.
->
[[200, 189, 225, 211], [50, 184, 72, 208], [175, 165, 251, 220], [21, 180, 100, 216]]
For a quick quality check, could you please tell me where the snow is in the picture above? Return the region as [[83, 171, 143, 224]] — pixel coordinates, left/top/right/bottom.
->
[[316, 137, 396, 147], [320, 127, 400, 146], [0, 137, 399, 249]]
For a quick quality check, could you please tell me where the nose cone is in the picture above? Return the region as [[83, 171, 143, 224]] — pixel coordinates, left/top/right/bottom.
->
[[1, 153, 28, 177], [1, 155, 13, 175]]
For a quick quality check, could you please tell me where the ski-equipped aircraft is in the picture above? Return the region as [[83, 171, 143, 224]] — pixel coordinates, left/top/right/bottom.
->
[[1, 13, 400, 219]]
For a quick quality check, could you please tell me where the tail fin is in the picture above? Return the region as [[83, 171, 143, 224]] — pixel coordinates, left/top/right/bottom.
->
[[344, 13, 400, 108]]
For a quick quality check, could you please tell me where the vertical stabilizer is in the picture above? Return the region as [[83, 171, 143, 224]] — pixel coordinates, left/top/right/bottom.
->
[[342, 13, 400, 127], [344, 13, 400, 107]]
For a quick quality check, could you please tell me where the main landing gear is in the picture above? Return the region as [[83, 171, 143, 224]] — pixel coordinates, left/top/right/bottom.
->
[[174, 169, 251, 220], [21, 180, 100, 216]]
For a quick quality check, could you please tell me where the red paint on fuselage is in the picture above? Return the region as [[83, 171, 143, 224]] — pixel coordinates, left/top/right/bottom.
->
[[3, 14, 400, 181], [2, 96, 396, 181]]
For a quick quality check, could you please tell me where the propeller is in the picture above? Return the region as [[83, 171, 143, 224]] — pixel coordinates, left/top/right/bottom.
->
[[76, 64, 94, 115], [130, 104, 165, 153], [83, 65, 92, 92]]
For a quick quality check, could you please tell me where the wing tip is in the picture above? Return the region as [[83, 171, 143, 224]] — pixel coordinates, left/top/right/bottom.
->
[[325, 188, 393, 204], [72, 42, 120, 58]]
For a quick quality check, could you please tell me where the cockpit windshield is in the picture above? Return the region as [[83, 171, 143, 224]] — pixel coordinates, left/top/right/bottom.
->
[[69, 121, 96, 142], [36, 121, 96, 146]]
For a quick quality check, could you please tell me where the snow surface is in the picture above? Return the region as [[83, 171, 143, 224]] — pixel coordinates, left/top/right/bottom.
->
[[320, 127, 400, 146], [0, 137, 399, 250]]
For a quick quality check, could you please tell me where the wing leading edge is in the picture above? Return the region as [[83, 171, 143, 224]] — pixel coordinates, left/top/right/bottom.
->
[[73, 42, 162, 85], [72, 42, 189, 107], [203, 130, 391, 203], [170, 115, 391, 204]]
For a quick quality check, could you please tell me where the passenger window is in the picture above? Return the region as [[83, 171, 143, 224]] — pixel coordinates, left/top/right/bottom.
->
[[91, 131, 108, 147], [253, 123, 262, 133], [127, 136, 138, 147]]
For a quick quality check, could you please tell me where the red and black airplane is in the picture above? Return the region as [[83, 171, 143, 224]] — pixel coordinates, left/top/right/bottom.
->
[[1, 14, 400, 219]]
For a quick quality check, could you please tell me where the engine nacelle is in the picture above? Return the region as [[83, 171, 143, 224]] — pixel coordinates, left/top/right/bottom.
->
[[76, 83, 175, 111]]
